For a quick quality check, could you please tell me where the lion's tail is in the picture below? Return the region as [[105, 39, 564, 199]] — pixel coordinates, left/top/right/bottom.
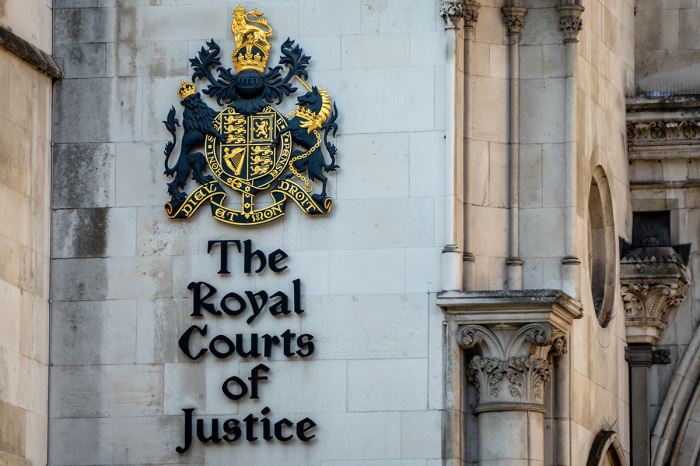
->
[[163, 106, 180, 175]]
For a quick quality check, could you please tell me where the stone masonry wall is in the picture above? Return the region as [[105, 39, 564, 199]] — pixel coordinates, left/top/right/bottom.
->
[[0, 0, 53, 465], [50, 1, 447, 464]]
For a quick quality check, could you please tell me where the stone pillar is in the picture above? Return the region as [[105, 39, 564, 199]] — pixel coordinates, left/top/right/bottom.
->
[[458, 323, 565, 464], [620, 245, 690, 466], [628, 344, 653, 466], [438, 290, 582, 465]]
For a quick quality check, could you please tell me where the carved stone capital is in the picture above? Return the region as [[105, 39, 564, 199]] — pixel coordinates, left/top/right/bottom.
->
[[620, 247, 690, 344], [467, 354, 552, 405], [556, 5, 584, 43], [462, 1, 481, 29], [502, 7, 527, 36], [440, 1, 465, 29], [459, 322, 565, 409]]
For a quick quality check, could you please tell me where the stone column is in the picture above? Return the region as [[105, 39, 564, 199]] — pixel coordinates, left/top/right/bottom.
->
[[439, 290, 581, 465], [458, 323, 566, 465], [620, 246, 690, 466]]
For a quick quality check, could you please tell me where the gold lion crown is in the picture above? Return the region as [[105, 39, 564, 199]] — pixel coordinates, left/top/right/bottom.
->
[[231, 5, 273, 73], [177, 80, 196, 99]]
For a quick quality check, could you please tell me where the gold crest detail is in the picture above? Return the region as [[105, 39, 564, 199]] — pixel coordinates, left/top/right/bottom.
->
[[231, 5, 273, 73]]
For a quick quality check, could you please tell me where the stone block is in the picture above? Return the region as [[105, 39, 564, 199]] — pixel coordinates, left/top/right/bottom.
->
[[24, 410, 47, 465], [50, 300, 137, 365], [52, 207, 136, 258], [434, 66, 446, 131], [54, 43, 106, 79], [410, 31, 446, 67], [50, 364, 163, 418], [519, 144, 543, 208], [136, 206, 199, 256], [294, 35, 341, 70], [401, 410, 441, 459], [115, 40, 189, 79], [519, 78, 566, 144], [520, 45, 543, 79], [361, 0, 436, 34], [111, 76, 143, 142], [427, 295, 444, 410], [635, 9, 679, 51], [0, 119, 31, 197], [477, 411, 529, 459], [163, 363, 207, 416], [53, 143, 115, 209], [348, 358, 428, 411], [0, 280, 21, 354], [54, 78, 112, 143], [0, 346, 30, 410], [336, 132, 409, 200], [475, 7, 506, 44], [51, 255, 172, 301], [542, 44, 566, 78], [471, 41, 490, 78], [406, 247, 442, 292], [542, 143, 566, 207], [329, 248, 405, 294], [136, 4, 228, 42], [410, 131, 445, 198], [309, 67, 435, 134], [342, 34, 409, 69], [49, 416, 205, 465], [0, 185, 30, 248], [54, 7, 116, 44], [489, 44, 508, 79], [282, 197, 433, 252], [519, 208, 566, 257], [253, 249, 331, 297], [469, 205, 508, 257], [298, 0, 362, 36], [489, 142, 507, 208], [300, 294, 428, 360], [520, 7, 563, 46], [472, 76, 508, 143], [0, 399, 26, 458], [115, 141, 173, 208]]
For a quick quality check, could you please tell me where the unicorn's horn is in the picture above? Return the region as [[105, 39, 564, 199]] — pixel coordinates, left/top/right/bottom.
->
[[295, 75, 312, 92]]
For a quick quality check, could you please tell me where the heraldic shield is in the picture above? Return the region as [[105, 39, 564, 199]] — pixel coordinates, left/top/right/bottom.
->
[[161, 5, 339, 226]]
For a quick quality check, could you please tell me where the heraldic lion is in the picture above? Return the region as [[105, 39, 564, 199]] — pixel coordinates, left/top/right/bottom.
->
[[163, 81, 227, 203]]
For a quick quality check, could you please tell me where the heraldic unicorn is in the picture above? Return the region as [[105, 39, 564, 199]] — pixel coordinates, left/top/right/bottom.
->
[[162, 5, 339, 226]]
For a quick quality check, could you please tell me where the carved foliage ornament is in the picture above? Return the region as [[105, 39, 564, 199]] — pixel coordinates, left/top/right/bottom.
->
[[621, 283, 688, 321], [627, 120, 700, 142], [556, 5, 584, 43], [440, 1, 480, 29], [467, 354, 551, 403], [502, 7, 527, 36]]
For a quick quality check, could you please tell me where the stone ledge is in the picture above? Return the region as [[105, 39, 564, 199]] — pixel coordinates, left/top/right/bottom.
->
[[0, 26, 62, 80], [437, 289, 583, 327]]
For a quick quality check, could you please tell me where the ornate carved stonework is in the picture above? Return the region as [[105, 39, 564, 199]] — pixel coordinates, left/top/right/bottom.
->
[[620, 247, 690, 344], [627, 120, 700, 143], [463, 1, 480, 29], [556, 5, 584, 43], [502, 7, 527, 36], [459, 322, 564, 406], [440, 1, 465, 29]]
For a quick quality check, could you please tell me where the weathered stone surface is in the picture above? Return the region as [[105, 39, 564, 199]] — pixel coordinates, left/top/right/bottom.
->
[[53, 143, 115, 210]]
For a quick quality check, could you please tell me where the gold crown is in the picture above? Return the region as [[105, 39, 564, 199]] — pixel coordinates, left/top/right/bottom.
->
[[177, 80, 196, 99], [231, 5, 273, 73]]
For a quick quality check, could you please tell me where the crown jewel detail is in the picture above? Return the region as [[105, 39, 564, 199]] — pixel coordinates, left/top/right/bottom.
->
[[177, 80, 196, 99], [231, 5, 274, 73]]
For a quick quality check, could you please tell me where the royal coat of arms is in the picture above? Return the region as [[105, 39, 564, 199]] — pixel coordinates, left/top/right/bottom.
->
[[162, 5, 339, 225]]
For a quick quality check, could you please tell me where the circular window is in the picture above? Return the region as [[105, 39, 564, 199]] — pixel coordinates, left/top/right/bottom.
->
[[588, 167, 616, 327]]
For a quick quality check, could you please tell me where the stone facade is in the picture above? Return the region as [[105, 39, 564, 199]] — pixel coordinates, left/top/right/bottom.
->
[[0, 0, 700, 465], [0, 0, 57, 465]]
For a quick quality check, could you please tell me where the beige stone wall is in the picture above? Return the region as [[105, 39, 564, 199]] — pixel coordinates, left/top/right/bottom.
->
[[0, 1, 53, 464], [570, 0, 634, 461], [635, 0, 700, 94]]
